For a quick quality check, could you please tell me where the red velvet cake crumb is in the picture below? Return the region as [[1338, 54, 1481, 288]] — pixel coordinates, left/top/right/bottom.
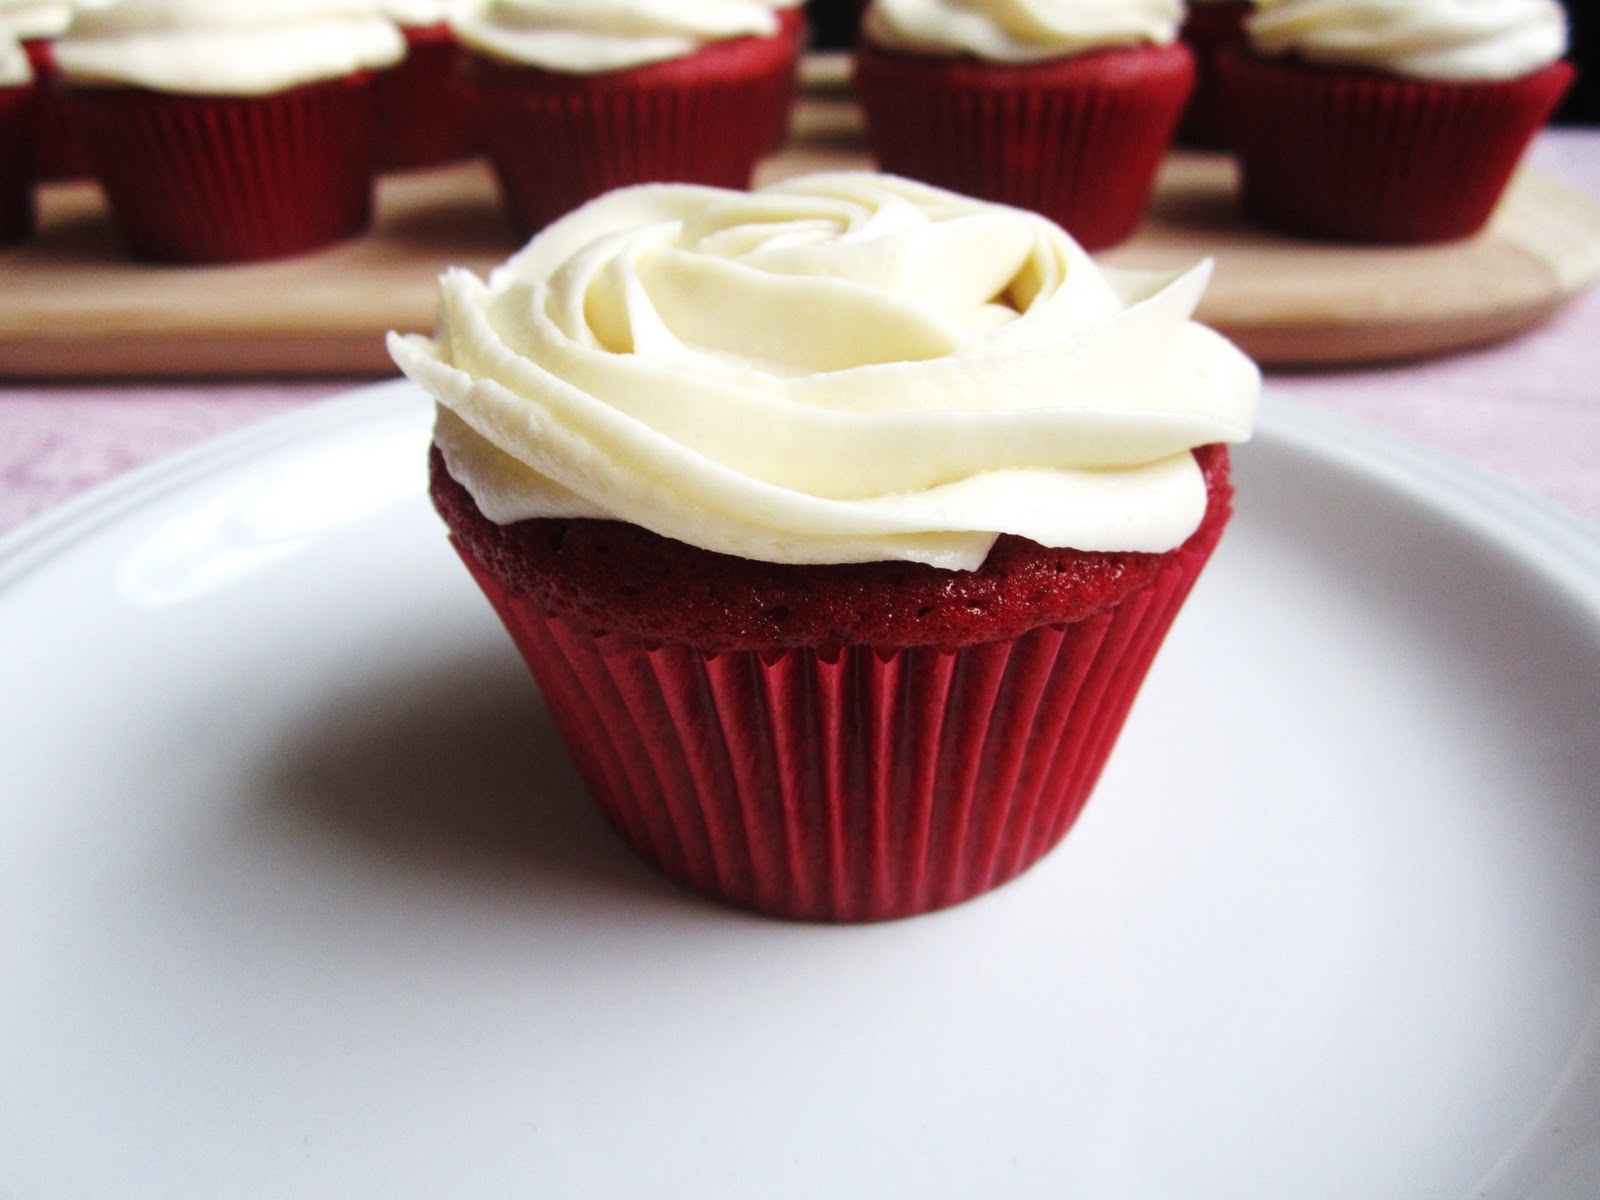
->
[[430, 443, 1232, 653]]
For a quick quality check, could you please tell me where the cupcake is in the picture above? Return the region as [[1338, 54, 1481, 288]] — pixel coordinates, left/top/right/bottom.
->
[[1176, 0, 1252, 148], [852, 0, 1195, 251], [374, 0, 480, 170], [1218, 0, 1574, 243], [53, 0, 405, 263], [0, 0, 87, 179], [0, 28, 34, 245], [389, 172, 1259, 922], [450, 0, 804, 238]]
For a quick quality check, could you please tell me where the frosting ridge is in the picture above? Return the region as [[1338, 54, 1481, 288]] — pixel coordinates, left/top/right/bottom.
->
[[390, 172, 1258, 571], [1246, 0, 1568, 81], [862, 0, 1183, 62]]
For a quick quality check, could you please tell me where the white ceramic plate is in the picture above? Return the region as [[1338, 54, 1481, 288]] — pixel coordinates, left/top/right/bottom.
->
[[2, 381, 1598, 1200]]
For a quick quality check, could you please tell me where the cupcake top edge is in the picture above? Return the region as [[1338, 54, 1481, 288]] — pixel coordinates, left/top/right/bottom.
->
[[1245, 0, 1568, 83], [54, 1, 405, 94], [389, 172, 1260, 573], [860, 0, 1185, 63], [449, 0, 797, 73]]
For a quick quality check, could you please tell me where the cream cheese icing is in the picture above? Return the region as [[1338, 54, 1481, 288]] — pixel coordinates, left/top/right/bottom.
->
[[1246, 0, 1567, 82], [0, 28, 31, 84], [861, 0, 1183, 62], [0, 0, 72, 41], [382, 0, 461, 28], [54, 0, 405, 95], [450, 0, 793, 73], [390, 172, 1258, 571]]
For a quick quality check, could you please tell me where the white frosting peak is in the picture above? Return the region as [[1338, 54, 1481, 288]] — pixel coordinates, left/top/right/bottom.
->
[[862, 0, 1183, 62], [450, 0, 790, 73], [54, 0, 405, 94], [390, 173, 1258, 571], [1247, 0, 1567, 82]]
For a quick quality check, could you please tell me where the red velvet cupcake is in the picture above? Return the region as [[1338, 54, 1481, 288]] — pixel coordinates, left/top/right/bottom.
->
[[52, 3, 405, 262], [389, 172, 1260, 922], [852, 0, 1193, 251], [453, 2, 803, 237], [1220, 0, 1574, 243], [374, 7, 480, 170], [1175, 0, 1251, 149], [0, 31, 33, 246]]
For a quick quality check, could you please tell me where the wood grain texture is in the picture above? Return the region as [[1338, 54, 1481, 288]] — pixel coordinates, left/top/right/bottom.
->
[[2, 61, 1597, 377]]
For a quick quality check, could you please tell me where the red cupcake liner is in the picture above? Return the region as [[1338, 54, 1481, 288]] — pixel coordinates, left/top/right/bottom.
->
[[463, 30, 799, 237], [452, 491, 1227, 923], [1176, 1, 1251, 149], [0, 82, 35, 246], [1217, 48, 1574, 244], [852, 42, 1194, 250], [61, 73, 381, 263], [21, 38, 90, 181], [375, 22, 481, 170]]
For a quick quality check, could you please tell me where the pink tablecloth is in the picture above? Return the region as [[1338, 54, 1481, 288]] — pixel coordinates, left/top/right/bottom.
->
[[3, 129, 1599, 537]]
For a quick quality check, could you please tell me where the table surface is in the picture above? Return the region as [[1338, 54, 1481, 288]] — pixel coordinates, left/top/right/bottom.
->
[[3, 128, 1599, 539]]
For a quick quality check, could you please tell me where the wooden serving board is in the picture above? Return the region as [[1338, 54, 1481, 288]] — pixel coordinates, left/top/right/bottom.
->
[[2, 70, 1598, 377]]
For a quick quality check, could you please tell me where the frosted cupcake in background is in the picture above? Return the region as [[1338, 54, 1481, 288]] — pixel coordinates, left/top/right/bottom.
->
[[450, 0, 804, 237], [0, 27, 34, 245], [375, 0, 480, 170], [0, 0, 88, 179], [852, 0, 1194, 251], [390, 171, 1259, 922], [52, 0, 404, 262], [1176, 0, 1253, 148], [1217, 0, 1572, 243]]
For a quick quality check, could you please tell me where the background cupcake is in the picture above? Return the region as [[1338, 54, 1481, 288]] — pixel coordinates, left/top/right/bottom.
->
[[1219, 0, 1573, 243], [53, 0, 404, 263], [0, 0, 88, 179], [375, 0, 480, 170], [389, 172, 1259, 922], [0, 27, 34, 245], [451, 0, 804, 237], [1176, 0, 1253, 148], [852, 0, 1195, 251]]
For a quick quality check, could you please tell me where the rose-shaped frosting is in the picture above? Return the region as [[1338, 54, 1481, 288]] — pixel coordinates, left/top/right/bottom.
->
[[389, 172, 1258, 571], [861, 0, 1183, 62], [1246, 0, 1567, 82], [53, 0, 405, 95], [0, 27, 31, 84], [450, 0, 797, 73]]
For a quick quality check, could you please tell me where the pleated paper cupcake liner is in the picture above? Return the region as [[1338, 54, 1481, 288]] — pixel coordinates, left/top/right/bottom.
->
[[1217, 49, 1574, 244], [0, 82, 34, 246], [21, 38, 90, 181], [62, 73, 380, 263], [375, 22, 480, 171], [853, 43, 1194, 251], [464, 33, 798, 238], [455, 513, 1224, 923]]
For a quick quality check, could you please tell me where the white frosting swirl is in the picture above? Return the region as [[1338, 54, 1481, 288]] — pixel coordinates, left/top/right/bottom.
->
[[450, 0, 793, 73], [54, 0, 405, 95], [1246, 0, 1567, 82], [0, 28, 31, 84], [0, 0, 73, 41], [382, 0, 461, 28], [389, 173, 1257, 571], [862, 0, 1182, 62]]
